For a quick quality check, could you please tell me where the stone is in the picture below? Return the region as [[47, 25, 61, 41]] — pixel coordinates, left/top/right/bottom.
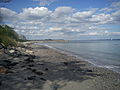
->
[[0, 81, 2, 86], [26, 82, 33, 86], [40, 78, 46, 81], [28, 64, 34, 67], [86, 70, 92, 72], [25, 50, 33, 54], [9, 49, 15, 53], [0, 60, 11, 68], [0, 43, 5, 49], [45, 68, 49, 71], [63, 62, 68, 65], [35, 71, 44, 75], [0, 44, 3, 49], [0, 66, 7, 74], [27, 76, 36, 80]]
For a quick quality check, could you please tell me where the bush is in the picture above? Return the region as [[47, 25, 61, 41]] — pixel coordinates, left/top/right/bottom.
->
[[0, 25, 20, 47], [0, 35, 17, 47]]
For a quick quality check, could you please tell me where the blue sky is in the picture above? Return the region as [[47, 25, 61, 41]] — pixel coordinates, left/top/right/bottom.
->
[[0, 0, 120, 40], [4, 0, 117, 11]]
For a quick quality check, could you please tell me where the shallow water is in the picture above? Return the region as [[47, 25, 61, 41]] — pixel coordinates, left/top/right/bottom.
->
[[37, 40, 120, 73]]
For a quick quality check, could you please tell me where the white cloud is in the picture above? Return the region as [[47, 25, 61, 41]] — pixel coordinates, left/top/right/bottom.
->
[[0, 8, 18, 22], [1, 2, 120, 39], [111, 1, 120, 7], [110, 32, 120, 35], [111, 10, 120, 23], [100, 1, 120, 13], [52, 7, 74, 18], [73, 9, 96, 19], [90, 13, 113, 24], [19, 7, 52, 21]]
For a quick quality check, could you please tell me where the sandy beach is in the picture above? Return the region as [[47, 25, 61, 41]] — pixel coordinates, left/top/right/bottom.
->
[[0, 43, 120, 90]]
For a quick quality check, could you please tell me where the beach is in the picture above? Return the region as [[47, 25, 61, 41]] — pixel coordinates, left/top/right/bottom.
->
[[0, 42, 120, 90]]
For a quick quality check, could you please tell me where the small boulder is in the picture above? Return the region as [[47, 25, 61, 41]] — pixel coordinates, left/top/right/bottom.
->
[[0, 43, 5, 49], [40, 78, 46, 81], [35, 71, 44, 75], [9, 49, 15, 53], [0, 66, 7, 74], [86, 70, 92, 72], [63, 62, 68, 65], [27, 76, 36, 80], [45, 68, 49, 71], [0, 81, 2, 86]]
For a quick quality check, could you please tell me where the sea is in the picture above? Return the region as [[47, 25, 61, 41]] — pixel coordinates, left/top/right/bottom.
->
[[37, 40, 120, 73]]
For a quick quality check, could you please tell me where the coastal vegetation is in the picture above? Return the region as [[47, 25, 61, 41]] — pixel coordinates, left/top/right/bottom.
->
[[0, 25, 26, 47]]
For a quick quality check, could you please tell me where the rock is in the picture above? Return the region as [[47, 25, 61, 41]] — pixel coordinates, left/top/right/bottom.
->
[[63, 62, 68, 65], [6, 70, 15, 73], [0, 66, 7, 74], [0, 43, 5, 49], [45, 68, 49, 71], [0, 51, 3, 55], [0, 81, 2, 86], [10, 62, 18, 66], [86, 70, 92, 72], [31, 69, 44, 75], [35, 71, 44, 75], [28, 64, 34, 67], [31, 69, 36, 72], [27, 76, 36, 80], [9, 49, 15, 53], [4, 49, 10, 54], [0, 44, 3, 49], [25, 50, 33, 54], [40, 78, 46, 81], [13, 58, 23, 62], [25, 58, 34, 63], [0, 60, 11, 68]]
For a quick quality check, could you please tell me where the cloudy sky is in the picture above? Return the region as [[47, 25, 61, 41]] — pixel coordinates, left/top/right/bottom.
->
[[0, 0, 120, 40]]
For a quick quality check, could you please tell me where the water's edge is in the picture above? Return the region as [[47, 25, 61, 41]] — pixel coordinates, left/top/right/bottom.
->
[[35, 43, 120, 74]]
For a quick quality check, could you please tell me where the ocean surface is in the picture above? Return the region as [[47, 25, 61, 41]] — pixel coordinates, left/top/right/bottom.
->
[[37, 40, 120, 73]]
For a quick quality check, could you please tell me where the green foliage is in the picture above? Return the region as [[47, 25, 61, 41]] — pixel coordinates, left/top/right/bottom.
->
[[0, 35, 17, 47], [0, 25, 19, 47], [0, 25, 19, 40]]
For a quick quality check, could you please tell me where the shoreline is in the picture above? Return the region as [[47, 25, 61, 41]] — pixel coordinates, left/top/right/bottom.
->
[[36, 43, 120, 74], [0, 42, 120, 90]]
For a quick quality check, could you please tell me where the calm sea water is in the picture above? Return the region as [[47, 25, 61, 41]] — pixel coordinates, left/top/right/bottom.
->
[[37, 40, 120, 73]]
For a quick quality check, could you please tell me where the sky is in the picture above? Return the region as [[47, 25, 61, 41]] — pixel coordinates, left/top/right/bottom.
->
[[0, 0, 120, 40]]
